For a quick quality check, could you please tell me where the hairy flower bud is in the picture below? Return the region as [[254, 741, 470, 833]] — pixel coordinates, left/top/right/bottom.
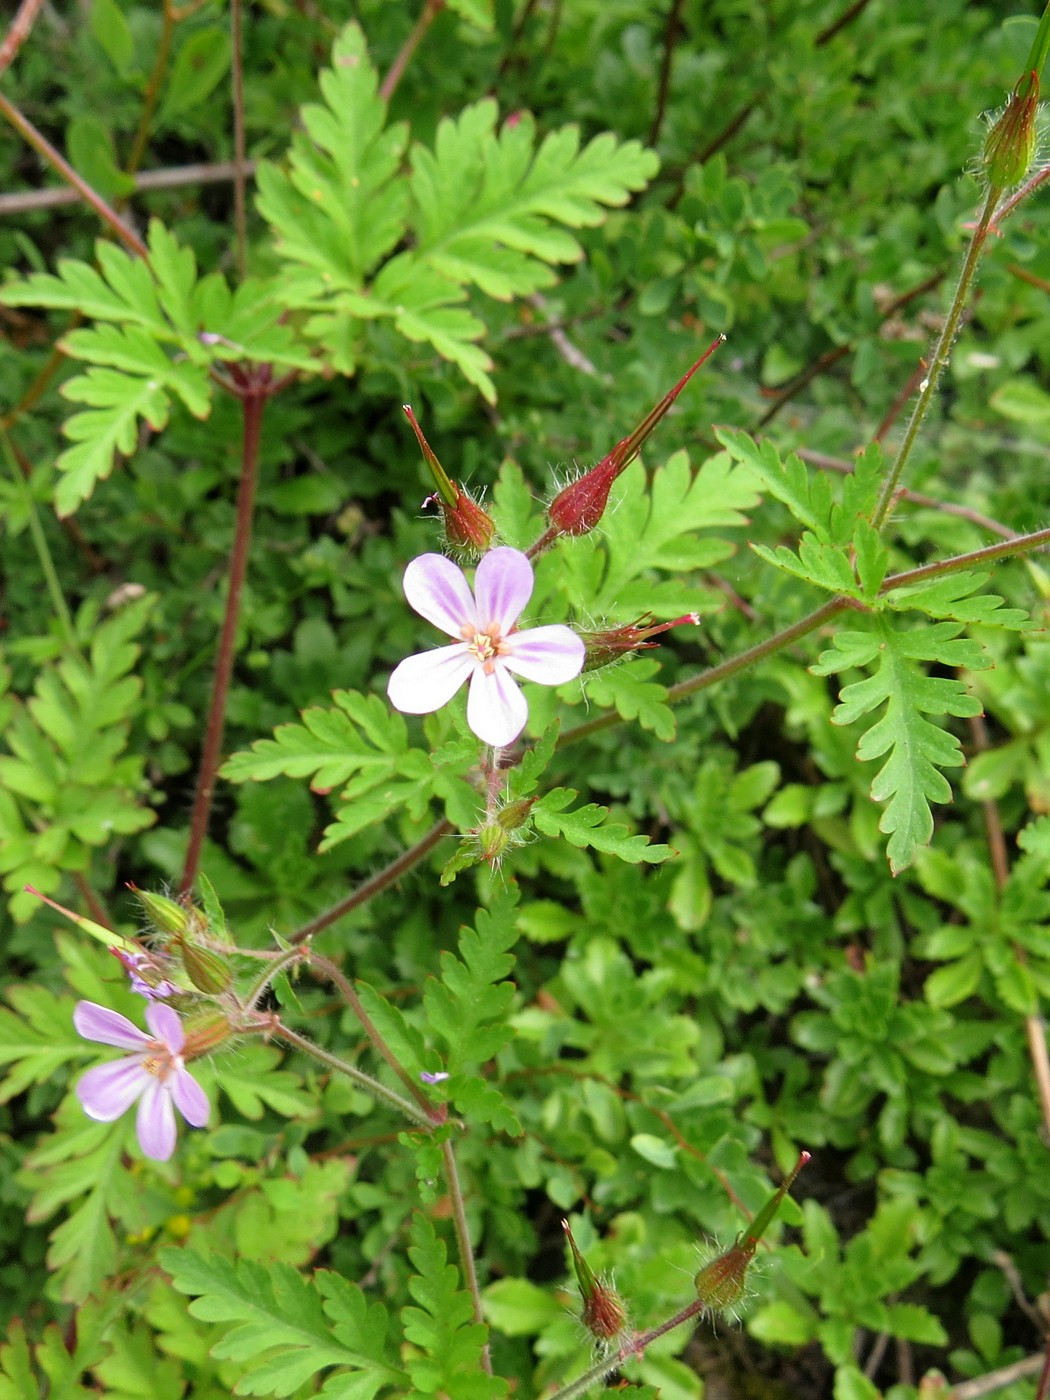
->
[[178, 939, 232, 995], [563, 1219, 627, 1343], [129, 886, 192, 939], [983, 71, 1039, 191], [181, 1009, 234, 1058], [403, 405, 495, 560], [580, 613, 701, 672], [695, 1151, 810, 1315], [543, 337, 724, 544]]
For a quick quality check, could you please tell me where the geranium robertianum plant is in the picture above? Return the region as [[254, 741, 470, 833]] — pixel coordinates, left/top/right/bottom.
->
[[3, 4, 1050, 1400]]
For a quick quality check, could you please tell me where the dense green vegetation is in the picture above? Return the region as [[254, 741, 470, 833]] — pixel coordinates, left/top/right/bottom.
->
[[2, 1, 1050, 1396]]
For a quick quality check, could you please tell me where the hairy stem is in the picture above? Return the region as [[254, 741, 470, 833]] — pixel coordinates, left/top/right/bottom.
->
[[268, 1019, 434, 1128], [440, 1139, 492, 1372], [307, 952, 434, 1113], [0, 0, 46, 77], [181, 387, 266, 894], [288, 819, 453, 944], [872, 183, 999, 528]]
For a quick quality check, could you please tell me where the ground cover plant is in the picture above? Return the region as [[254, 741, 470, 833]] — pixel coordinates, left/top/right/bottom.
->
[[2, 0, 1050, 1396]]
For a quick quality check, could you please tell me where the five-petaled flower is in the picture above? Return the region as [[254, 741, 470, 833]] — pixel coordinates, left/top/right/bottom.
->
[[74, 1001, 210, 1161], [387, 547, 584, 747]]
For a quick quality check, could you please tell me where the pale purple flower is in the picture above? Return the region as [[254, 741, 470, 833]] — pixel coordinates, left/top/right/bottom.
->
[[420, 1070, 450, 1084], [387, 547, 585, 747], [74, 1000, 210, 1161]]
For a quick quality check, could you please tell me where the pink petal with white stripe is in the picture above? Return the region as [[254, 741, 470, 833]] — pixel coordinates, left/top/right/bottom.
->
[[387, 643, 475, 714], [473, 547, 534, 634], [503, 625, 585, 685], [467, 664, 529, 747], [402, 554, 478, 637]]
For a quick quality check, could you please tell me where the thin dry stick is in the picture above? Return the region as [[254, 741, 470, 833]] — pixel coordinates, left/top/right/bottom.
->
[[969, 712, 1050, 1140], [379, 0, 444, 103], [0, 0, 46, 77], [951, 1352, 1047, 1400], [0, 159, 259, 216], [0, 90, 149, 259], [230, 0, 247, 280]]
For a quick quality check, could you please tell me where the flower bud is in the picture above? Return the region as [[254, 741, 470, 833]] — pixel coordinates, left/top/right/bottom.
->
[[580, 613, 700, 672], [181, 1010, 234, 1058], [695, 1151, 810, 1315], [544, 337, 724, 543], [563, 1219, 627, 1343], [129, 885, 191, 939], [403, 405, 495, 560], [177, 938, 232, 995], [982, 70, 1039, 191]]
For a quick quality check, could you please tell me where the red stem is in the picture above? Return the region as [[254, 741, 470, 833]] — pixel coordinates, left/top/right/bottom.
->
[[181, 386, 266, 894]]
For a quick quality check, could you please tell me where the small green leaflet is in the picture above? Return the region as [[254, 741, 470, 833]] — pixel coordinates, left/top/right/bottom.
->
[[402, 1215, 509, 1399], [534, 788, 672, 862], [813, 616, 986, 873]]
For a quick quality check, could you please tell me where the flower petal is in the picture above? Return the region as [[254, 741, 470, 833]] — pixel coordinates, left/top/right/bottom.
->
[[467, 663, 528, 747], [74, 1001, 150, 1051], [403, 554, 478, 636], [136, 1078, 177, 1160], [170, 1065, 210, 1128], [77, 1056, 147, 1120], [502, 625, 585, 685], [388, 644, 475, 714], [145, 1000, 184, 1052], [473, 548, 534, 634]]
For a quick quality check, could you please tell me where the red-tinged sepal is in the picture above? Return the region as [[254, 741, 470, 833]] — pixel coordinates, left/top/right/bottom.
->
[[694, 1151, 810, 1317], [544, 337, 724, 543], [404, 405, 495, 560], [563, 1218, 628, 1344], [982, 70, 1039, 192], [581, 613, 701, 672]]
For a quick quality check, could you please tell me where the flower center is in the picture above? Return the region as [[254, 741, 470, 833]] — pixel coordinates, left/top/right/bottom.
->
[[141, 1042, 179, 1082], [463, 626, 506, 673]]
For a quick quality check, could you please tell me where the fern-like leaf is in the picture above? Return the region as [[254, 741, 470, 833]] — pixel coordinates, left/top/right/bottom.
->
[[160, 1249, 401, 1398], [402, 1216, 509, 1399], [813, 617, 986, 872]]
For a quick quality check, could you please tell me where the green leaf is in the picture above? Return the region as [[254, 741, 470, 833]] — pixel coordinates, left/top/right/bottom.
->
[[411, 102, 657, 300], [533, 788, 672, 862], [422, 890, 522, 1133], [402, 1215, 508, 1399], [574, 450, 757, 618], [162, 1249, 401, 1398], [584, 657, 675, 740], [90, 0, 135, 74], [221, 690, 411, 792], [158, 29, 232, 124], [883, 570, 1030, 629], [814, 616, 983, 872]]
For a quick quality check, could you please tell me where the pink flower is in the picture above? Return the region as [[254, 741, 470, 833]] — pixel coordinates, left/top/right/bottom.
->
[[74, 1001, 210, 1161], [387, 548, 585, 747]]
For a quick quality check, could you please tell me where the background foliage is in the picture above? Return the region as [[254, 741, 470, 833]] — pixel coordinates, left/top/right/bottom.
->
[[2, 1, 1050, 1397]]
